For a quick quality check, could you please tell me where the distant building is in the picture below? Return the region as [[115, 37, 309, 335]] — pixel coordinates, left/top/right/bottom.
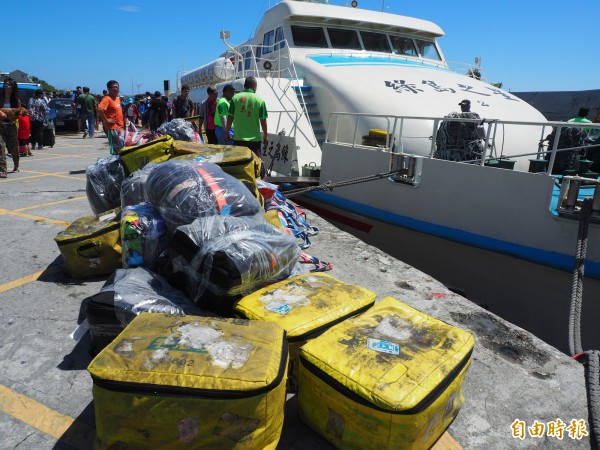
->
[[0, 69, 32, 83]]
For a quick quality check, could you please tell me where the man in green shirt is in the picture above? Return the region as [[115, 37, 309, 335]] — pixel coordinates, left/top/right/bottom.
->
[[225, 76, 268, 155], [78, 86, 97, 138], [568, 107, 592, 133], [214, 84, 235, 145]]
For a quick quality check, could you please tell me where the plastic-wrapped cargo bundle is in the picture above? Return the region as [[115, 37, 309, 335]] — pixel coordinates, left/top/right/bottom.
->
[[157, 118, 196, 141], [86, 156, 129, 214], [120, 162, 157, 208], [121, 202, 168, 270], [86, 267, 211, 355], [145, 159, 262, 232], [170, 215, 300, 314]]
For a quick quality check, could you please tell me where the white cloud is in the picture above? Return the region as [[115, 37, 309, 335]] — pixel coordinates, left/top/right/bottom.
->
[[117, 6, 140, 12]]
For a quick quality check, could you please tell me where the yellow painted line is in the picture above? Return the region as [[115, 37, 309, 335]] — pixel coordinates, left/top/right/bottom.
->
[[20, 170, 85, 181], [0, 384, 95, 445], [0, 208, 71, 227], [14, 196, 87, 212], [0, 174, 47, 183], [0, 270, 45, 294]]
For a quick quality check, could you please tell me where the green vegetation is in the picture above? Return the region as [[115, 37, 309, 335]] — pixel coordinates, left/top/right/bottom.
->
[[30, 76, 57, 93]]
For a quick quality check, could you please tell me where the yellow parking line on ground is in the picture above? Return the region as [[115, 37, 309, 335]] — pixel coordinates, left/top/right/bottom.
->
[[0, 208, 71, 227], [14, 196, 87, 212], [0, 174, 47, 183], [0, 384, 95, 442], [20, 170, 85, 181], [0, 270, 45, 294]]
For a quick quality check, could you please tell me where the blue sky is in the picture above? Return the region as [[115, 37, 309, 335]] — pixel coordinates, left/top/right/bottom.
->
[[3, 0, 597, 95]]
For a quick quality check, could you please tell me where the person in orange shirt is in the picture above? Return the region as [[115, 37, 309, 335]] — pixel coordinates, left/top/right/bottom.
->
[[97, 80, 124, 154]]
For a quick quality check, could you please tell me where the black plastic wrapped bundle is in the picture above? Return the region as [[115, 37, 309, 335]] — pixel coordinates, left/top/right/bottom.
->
[[170, 215, 300, 314], [120, 162, 158, 208], [145, 159, 262, 232], [86, 156, 129, 213]]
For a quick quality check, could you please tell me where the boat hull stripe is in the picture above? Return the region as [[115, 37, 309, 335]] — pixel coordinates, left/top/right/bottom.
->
[[306, 191, 600, 279]]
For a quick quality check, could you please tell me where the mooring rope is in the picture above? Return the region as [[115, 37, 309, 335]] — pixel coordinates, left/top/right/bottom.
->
[[568, 198, 600, 446], [282, 170, 404, 198]]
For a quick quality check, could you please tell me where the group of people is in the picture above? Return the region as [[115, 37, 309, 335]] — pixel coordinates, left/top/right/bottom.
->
[[0, 75, 270, 176], [196, 75, 268, 153], [0, 78, 55, 178]]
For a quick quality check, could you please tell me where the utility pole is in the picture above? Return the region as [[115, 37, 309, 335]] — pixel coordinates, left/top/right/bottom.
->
[[135, 83, 143, 94]]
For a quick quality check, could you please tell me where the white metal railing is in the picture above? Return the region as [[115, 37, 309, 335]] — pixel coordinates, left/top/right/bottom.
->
[[224, 40, 315, 139], [325, 112, 600, 176]]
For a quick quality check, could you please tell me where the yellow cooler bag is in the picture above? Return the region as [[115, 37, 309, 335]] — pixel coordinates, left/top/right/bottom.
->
[[298, 297, 474, 450], [119, 135, 175, 173], [234, 273, 376, 391], [88, 313, 288, 450], [54, 208, 122, 279]]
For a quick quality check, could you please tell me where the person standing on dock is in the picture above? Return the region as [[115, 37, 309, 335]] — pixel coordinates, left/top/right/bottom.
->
[[97, 80, 124, 155], [199, 85, 219, 144], [214, 84, 235, 145], [225, 76, 268, 155], [568, 107, 592, 133], [172, 84, 195, 119]]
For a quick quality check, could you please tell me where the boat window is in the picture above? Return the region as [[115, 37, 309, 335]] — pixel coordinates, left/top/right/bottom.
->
[[360, 31, 390, 53], [327, 28, 362, 50], [389, 36, 417, 56], [291, 25, 328, 48], [415, 39, 441, 60], [274, 27, 286, 50], [263, 30, 275, 55]]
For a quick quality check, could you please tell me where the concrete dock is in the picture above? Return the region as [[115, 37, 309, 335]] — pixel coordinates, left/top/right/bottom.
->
[[0, 132, 592, 449]]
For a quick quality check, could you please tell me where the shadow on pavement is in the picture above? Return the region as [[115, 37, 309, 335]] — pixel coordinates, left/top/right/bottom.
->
[[51, 401, 96, 450], [38, 256, 110, 286]]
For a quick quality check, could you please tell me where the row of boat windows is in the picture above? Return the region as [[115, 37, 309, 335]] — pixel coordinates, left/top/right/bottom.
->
[[259, 24, 441, 61]]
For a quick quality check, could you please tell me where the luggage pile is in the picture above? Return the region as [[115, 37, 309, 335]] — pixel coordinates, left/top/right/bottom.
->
[[56, 136, 475, 449]]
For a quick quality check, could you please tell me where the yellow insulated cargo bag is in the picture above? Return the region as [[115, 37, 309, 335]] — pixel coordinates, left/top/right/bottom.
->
[[119, 135, 174, 173], [88, 313, 289, 450], [234, 273, 376, 391], [54, 208, 122, 279], [298, 297, 474, 450]]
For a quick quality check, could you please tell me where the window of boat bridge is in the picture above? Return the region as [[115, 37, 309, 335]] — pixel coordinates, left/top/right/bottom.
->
[[389, 36, 417, 56], [290, 25, 328, 47], [360, 31, 391, 53], [415, 39, 441, 60], [327, 28, 361, 50]]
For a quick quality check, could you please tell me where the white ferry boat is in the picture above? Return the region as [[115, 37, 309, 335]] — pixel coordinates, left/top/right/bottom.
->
[[180, 0, 600, 352]]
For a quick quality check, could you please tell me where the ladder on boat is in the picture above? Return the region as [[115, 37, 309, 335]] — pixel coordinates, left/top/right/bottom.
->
[[293, 85, 326, 146]]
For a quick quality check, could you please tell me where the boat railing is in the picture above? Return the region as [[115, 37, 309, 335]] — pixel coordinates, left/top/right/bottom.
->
[[325, 111, 600, 176], [226, 40, 312, 131]]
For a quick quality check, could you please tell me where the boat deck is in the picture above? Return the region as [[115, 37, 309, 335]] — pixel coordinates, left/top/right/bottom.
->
[[0, 133, 590, 449]]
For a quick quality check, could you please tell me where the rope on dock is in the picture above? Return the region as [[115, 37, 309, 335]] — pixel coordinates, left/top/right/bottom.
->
[[282, 169, 404, 198]]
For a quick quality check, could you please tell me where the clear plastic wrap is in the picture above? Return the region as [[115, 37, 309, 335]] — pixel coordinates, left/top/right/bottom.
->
[[157, 118, 196, 142], [121, 202, 168, 270], [86, 156, 129, 214], [100, 267, 210, 326], [172, 215, 300, 308], [120, 162, 158, 209], [145, 159, 262, 232]]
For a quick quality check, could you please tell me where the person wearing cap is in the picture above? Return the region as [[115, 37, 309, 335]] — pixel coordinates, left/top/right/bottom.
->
[[225, 76, 268, 155], [148, 91, 168, 132], [214, 84, 235, 145], [458, 99, 472, 113], [198, 85, 219, 144], [124, 97, 139, 126], [78, 87, 96, 139], [172, 84, 195, 119]]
